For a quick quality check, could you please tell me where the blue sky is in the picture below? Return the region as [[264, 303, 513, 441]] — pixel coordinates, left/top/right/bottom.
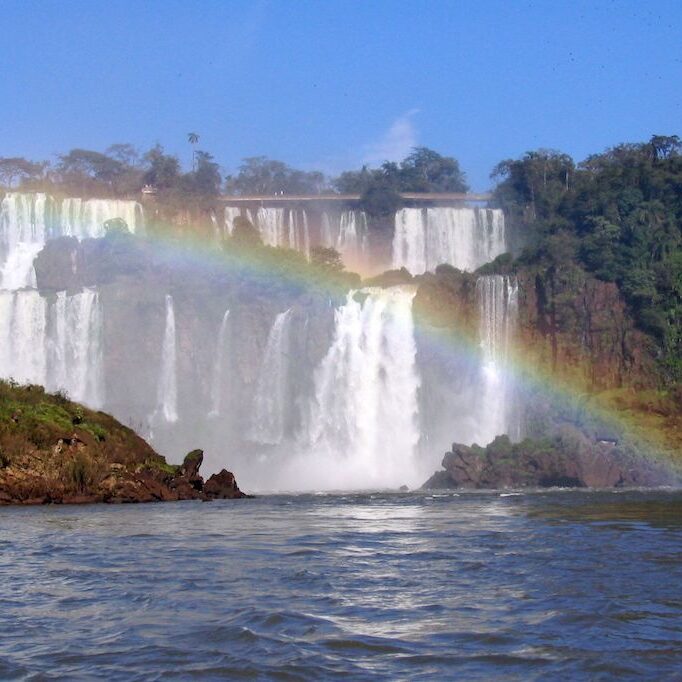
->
[[1, 0, 680, 190]]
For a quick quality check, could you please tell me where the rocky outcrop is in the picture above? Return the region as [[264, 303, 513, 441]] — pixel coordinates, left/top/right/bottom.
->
[[423, 431, 677, 490], [0, 381, 248, 505]]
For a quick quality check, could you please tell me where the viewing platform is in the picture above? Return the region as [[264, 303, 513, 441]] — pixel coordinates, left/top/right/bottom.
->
[[218, 192, 492, 206]]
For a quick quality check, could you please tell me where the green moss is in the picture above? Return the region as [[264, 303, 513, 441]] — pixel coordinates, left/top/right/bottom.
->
[[143, 458, 179, 475]]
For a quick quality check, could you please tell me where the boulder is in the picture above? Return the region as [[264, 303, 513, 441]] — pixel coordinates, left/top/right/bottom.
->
[[423, 432, 677, 490], [204, 469, 247, 499]]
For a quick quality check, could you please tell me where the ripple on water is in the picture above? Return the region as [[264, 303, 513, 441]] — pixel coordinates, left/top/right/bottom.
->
[[0, 490, 681, 679]]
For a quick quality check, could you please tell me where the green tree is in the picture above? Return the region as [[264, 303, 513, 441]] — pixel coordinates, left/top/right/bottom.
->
[[187, 132, 200, 171], [310, 246, 344, 272]]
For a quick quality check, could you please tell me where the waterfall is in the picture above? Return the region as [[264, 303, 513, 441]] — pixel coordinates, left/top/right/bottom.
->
[[59, 198, 143, 238], [0, 193, 53, 289], [475, 275, 519, 444], [247, 207, 310, 255], [154, 295, 178, 423], [392, 207, 506, 274], [0, 289, 47, 386], [208, 309, 230, 417], [47, 289, 104, 407], [295, 287, 421, 489], [321, 210, 369, 268], [0, 288, 103, 405], [223, 207, 241, 237], [287, 210, 310, 256], [249, 309, 293, 444]]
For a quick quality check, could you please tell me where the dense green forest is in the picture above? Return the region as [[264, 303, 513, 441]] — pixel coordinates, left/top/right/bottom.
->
[[491, 136, 682, 381], [1, 134, 680, 380]]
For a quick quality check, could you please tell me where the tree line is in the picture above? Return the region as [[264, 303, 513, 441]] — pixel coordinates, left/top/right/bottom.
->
[[0, 143, 468, 211], [491, 135, 682, 379]]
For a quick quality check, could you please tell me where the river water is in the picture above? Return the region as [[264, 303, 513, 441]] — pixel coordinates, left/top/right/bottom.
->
[[1, 490, 681, 680]]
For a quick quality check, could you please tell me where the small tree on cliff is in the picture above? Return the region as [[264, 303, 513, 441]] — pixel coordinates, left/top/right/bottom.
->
[[310, 246, 344, 272]]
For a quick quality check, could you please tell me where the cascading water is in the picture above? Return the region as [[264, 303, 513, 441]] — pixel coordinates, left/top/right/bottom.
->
[[208, 309, 230, 418], [223, 207, 241, 237], [474, 275, 519, 445], [0, 289, 47, 386], [0, 288, 103, 405], [47, 289, 104, 407], [154, 295, 178, 424], [321, 210, 369, 269], [249, 309, 293, 444], [59, 198, 143, 238], [246, 207, 310, 255], [0, 193, 53, 289], [289, 287, 422, 490], [392, 207, 506, 274]]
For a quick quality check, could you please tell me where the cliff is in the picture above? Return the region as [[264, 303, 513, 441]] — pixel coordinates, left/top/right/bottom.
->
[[0, 380, 247, 505], [412, 261, 682, 465]]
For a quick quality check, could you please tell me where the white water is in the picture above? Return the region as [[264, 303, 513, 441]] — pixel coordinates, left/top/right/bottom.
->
[[249, 309, 293, 444], [392, 207, 506, 274], [208, 309, 230, 418], [59, 198, 143, 238], [154, 295, 178, 423], [474, 275, 519, 445], [245, 207, 310, 256], [1, 193, 143, 290], [223, 207, 241, 237], [0, 289, 47, 386], [0, 288, 103, 405], [47, 289, 104, 407], [0, 193, 52, 289], [321, 210, 369, 269], [288, 287, 422, 490]]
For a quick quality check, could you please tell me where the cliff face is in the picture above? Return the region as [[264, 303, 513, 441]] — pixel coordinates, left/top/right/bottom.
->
[[0, 381, 246, 505], [412, 261, 681, 463]]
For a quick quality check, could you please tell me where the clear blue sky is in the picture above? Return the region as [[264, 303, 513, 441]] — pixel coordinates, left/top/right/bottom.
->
[[1, 0, 680, 190]]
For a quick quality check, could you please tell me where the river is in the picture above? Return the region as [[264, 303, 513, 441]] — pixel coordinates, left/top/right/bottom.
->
[[1, 490, 681, 679]]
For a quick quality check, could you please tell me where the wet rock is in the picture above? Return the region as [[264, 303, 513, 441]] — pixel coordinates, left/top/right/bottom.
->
[[423, 432, 678, 490], [204, 469, 247, 499]]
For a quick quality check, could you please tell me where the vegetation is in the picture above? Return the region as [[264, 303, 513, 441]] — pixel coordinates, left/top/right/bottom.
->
[[492, 135, 682, 381]]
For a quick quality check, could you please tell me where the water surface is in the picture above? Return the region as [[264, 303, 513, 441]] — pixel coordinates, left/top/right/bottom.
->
[[1, 490, 681, 680]]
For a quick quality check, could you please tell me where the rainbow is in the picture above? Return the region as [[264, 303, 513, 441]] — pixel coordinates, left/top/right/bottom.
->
[[83, 221, 682, 472]]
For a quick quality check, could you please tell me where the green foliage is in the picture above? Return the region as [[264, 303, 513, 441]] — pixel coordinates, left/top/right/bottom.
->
[[310, 246, 344, 272], [225, 157, 325, 195], [334, 147, 468, 216], [493, 135, 682, 380], [0, 157, 46, 188], [360, 183, 403, 217]]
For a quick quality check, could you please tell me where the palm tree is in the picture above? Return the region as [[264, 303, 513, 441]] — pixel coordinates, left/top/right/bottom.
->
[[187, 132, 199, 171]]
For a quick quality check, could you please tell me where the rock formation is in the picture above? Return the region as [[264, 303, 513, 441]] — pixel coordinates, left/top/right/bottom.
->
[[0, 381, 248, 505], [423, 431, 677, 490]]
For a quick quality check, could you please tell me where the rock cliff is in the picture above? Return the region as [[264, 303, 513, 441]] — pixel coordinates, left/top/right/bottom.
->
[[0, 380, 247, 505]]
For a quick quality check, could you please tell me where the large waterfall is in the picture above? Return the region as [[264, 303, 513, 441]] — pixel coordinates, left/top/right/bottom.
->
[[249, 309, 293, 445], [289, 287, 422, 490], [474, 275, 519, 444], [392, 207, 506, 274], [47, 289, 104, 407], [1, 192, 143, 289], [154, 295, 178, 424], [0, 193, 52, 289], [0, 288, 104, 406], [59, 198, 143, 239], [321, 210, 369, 270], [245, 207, 310, 256]]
